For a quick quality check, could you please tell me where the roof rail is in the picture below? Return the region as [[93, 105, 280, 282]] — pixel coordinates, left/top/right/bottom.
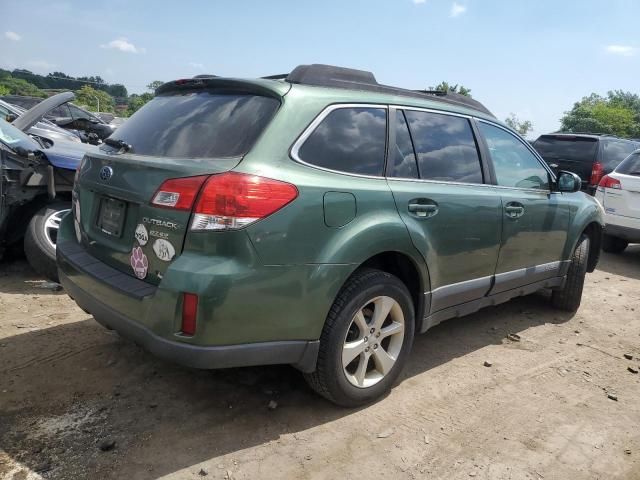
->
[[279, 64, 495, 117]]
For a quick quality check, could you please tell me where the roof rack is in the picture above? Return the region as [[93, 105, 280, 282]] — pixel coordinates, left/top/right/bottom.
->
[[277, 64, 495, 117]]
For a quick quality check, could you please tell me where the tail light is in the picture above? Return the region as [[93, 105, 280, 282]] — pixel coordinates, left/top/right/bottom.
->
[[590, 161, 604, 186], [181, 293, 198, 335], [151, 175, 209, 210], [191, 172, 298, 231], [599, 175, 621, 189]]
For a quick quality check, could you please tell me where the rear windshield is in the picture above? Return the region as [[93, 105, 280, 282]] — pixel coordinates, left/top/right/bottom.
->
[[104, 91, 279, 158], [602, 140, 639, 169], [533, 136, 598, 162], [616, 152, 640, 176]]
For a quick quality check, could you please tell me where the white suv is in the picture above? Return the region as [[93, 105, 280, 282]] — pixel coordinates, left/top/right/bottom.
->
[[596, 150, 640, 253]]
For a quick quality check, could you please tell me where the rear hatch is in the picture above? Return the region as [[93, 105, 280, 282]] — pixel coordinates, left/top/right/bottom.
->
[[602, 152, 640, 219], [75, 81, 284, 284], [533, 135, 598, 184]]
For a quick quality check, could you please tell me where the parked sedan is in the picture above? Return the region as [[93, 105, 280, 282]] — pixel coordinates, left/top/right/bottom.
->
[[1, 94, 116, 144], [0, 98, 82, 144], [595, 150, 640, 253]]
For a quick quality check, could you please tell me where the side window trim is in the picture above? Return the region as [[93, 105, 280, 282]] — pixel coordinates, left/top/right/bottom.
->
[[385, 107, 420, 178], [476, 118, 557, 184], [290, 103, 389, 179]]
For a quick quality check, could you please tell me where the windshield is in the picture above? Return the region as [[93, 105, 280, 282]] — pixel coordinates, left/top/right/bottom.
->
[[0, 118, 40, 152], [102, 91, 279, 158], [616, 152, 640, 176], [533, 136, 598, 162]]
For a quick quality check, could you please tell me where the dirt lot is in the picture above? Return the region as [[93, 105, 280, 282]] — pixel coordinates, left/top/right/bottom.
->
[[1, 248, 639, 480]]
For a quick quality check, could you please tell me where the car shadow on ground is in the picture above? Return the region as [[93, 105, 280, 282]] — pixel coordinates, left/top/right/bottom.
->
[[0, 285, 575, 479], [596, 244, 640, 281]]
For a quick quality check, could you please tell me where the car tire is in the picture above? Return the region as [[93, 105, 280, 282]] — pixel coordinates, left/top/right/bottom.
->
[[24, 202, 71, 282], [304, 268, 415, 407], [551, 234, 589, 312], [602, 234, 628, 254]]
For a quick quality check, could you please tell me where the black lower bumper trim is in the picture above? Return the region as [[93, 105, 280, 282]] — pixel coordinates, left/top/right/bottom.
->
[[59, 270, 319, 373], [605, 224, 640, 243]]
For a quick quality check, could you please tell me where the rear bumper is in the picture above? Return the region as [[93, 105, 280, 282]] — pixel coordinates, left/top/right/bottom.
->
[[59, 265, 319, 372], [65, 268, 318, 371]]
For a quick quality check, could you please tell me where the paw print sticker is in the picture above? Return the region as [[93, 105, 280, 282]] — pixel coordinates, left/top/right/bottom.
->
[[130, 246, 148, 279]]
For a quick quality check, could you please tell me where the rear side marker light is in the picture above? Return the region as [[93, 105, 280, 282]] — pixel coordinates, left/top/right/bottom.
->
[[191, 172, 298, 231], [599, 175, 621, 189], [181, 293, 198, 336], [151, 175, 209, 210]]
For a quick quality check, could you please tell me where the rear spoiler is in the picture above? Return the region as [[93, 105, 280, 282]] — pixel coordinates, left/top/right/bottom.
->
[[155, 78, 290, 99]]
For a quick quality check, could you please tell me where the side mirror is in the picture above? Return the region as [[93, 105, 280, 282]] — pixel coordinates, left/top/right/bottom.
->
[[5, 113, 18, 123], [556, 170, 582, 193]]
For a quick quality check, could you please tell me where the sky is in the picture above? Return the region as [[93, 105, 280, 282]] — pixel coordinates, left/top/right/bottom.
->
[[1, 0, 639, 138]]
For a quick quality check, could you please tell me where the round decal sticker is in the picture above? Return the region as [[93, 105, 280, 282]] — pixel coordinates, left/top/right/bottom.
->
[[134, 223, 149, 246], [130, 246, 149, 279], [152, 238, 176, 262]]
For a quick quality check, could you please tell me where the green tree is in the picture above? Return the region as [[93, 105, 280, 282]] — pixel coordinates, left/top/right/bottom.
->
[[126, 92, 154, 116], [560, 92, 640, 138], [75, 85, 115, 113], [430, 81, 472, 97], [0, 85, 9, 96], [147, 80, 164, 92], [504, 113, 534, 137], [0, 75, 46, 97]]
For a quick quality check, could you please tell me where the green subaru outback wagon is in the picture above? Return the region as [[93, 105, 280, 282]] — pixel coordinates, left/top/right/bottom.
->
[[57, 64, 604, 406]]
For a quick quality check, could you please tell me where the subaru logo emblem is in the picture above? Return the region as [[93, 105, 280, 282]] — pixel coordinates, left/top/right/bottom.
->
[[99, 166, 113, 181]]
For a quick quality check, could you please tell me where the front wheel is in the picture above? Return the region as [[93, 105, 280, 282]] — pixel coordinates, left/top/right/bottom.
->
[[551, 235, 589, 312], [304, 269, 415, 407], [24, 202, 71, 282]]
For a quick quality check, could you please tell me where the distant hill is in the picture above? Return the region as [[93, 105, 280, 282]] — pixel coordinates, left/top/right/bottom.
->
[[1, 68, 128, 99]]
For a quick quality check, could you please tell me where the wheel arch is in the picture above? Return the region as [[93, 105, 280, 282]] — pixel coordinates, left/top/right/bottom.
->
[[350, 250, 429, 333], [582, 221, 603, 272]]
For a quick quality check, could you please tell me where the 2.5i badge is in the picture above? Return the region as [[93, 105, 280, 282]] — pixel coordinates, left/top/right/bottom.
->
[[130, 246, 149, 279]]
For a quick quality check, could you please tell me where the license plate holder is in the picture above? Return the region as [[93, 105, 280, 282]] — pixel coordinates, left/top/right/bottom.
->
[[96, 197, 126, 237]]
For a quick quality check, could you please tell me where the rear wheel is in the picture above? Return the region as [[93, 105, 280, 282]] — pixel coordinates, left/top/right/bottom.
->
[[304, 269, 415, 407], [551, 235, 589, 312], [602, 234, 628, 254], [24, 202, 71, 282]]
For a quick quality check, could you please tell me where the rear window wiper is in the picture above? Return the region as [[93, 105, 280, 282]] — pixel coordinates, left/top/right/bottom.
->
[[103, 137, 133, 152]]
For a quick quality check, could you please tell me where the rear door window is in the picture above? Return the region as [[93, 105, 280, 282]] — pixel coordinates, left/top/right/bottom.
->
[[404, 110, 483, 183], [603, 140, 639, 170], [103, 91, 280, 158], [297, 107, 387, 176], [616, 152, 640, 175]]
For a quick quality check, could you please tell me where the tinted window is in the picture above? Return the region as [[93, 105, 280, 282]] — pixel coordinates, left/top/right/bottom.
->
[[298, 107, 386, 176], [104, 91, 279, 158], [405, 110, 483, 183], [69, 104, 100, 122], [616, 152, 640, 176], [480, 122, 550, 190], [603, 140, 639, 169], [389, 110, 418, 178], [50, 104, 71, 118], [533, 136, 598, 162]]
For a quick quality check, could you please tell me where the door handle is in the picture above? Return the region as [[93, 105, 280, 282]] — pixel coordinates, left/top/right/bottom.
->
[[504, 202, 525, 219], [408, 201, 438, 218]]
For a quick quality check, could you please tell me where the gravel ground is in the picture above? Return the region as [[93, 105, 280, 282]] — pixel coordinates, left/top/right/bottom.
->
[[1, 247, 639, 480]]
